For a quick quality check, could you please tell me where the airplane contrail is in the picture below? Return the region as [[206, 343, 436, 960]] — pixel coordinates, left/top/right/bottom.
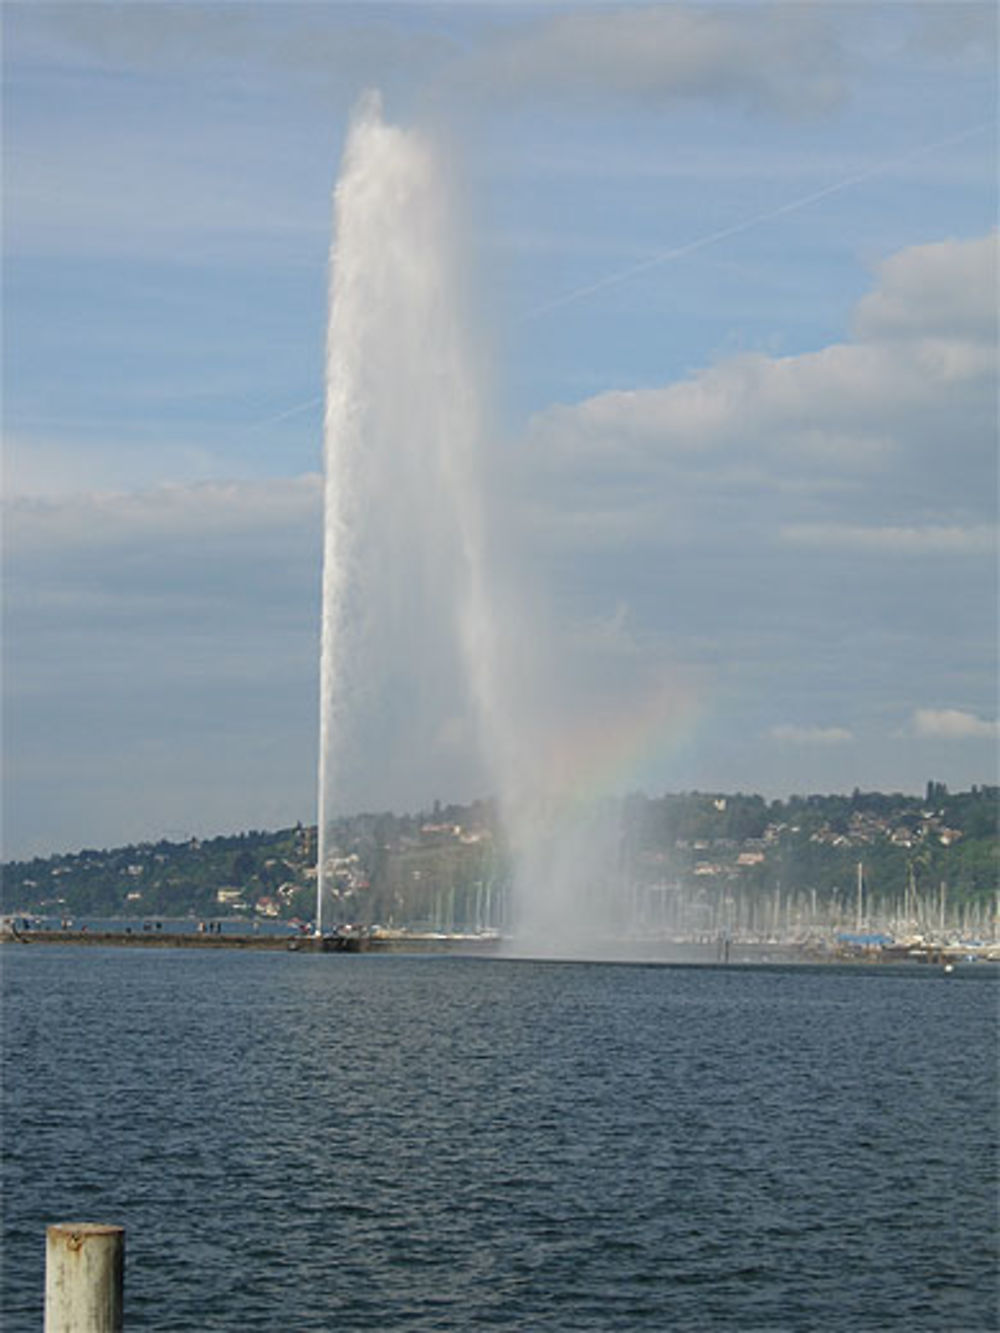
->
[[248, 392, 324, 431], [522, 120, 992, 322], [254, 120, 990, 427]]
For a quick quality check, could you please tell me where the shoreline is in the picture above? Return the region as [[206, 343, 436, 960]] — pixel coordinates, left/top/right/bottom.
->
[[4, 927, 998, 968], [0, 927, 496, 954]]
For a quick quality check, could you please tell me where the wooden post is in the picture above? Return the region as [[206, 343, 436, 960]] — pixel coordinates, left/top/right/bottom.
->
[[45, 1223, 124, 1332]]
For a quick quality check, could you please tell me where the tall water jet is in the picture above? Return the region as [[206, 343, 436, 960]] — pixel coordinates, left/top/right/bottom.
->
[[315, 93, 678, 952], [316, 94, 498, 932]]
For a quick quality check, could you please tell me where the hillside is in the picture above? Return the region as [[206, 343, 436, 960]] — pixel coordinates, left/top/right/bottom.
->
[[3, 785, 996, 933]]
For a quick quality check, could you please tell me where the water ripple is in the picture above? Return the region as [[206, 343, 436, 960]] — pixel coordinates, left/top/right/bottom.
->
[[2, 949, 997, 1330]]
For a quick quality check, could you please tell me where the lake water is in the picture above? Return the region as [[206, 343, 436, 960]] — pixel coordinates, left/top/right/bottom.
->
[[2, 946, 997, 1330]]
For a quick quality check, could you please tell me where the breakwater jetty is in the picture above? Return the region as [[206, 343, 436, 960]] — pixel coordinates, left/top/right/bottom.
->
[[7, 927, 352, 951], [1, 923, 500, 954]]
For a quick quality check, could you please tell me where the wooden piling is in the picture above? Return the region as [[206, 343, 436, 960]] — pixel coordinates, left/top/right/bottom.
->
[[45, 1223, 124, 1332]]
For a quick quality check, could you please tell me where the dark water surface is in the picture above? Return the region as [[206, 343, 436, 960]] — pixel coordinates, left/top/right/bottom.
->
[[2, 947, 997, 1330]]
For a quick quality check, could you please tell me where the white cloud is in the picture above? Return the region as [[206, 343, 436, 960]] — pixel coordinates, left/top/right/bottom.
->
[[5, 476, 322, 553], [14, 3, 847, 122], [912, 708, 999, 740], [468, 6, 845, 115], [498, 227, 997, 792], [779, 523, 996, 554], [3, 476, 324, 696], [12, 5, 458, 86], [3, 473, 327, 855], [770, 724, 854, 745], [2, 432, 234, 500], [853, 231, 998, 343], [905, 4, 998, 62], [519, 230, 997, 529], [4, 112, 327, 263]]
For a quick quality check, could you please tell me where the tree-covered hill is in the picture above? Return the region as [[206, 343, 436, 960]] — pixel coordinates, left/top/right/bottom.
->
[[2, 784, 996, 930]]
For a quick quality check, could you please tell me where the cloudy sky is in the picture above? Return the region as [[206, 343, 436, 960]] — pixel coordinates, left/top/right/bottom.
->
[[3, 1, 997, 859]]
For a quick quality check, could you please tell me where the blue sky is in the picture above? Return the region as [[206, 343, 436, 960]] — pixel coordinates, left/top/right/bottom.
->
[[3, 1, 997, 858]]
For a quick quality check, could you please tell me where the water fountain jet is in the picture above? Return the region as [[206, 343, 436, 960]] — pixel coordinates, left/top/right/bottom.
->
[[314, 94, 656, 954], [315, 94, 499, 935]]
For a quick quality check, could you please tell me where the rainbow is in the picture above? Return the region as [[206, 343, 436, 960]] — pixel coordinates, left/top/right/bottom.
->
[[536, 676, 704, 815]]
